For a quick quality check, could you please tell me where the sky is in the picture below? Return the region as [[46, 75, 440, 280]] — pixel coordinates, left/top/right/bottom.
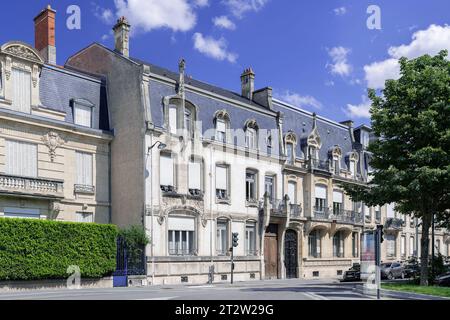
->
[[1, 0, 449, 126]]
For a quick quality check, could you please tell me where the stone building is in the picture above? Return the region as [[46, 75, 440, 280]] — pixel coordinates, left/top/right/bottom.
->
[[0, 6, 112, 223], [1, 7, 448, 285]]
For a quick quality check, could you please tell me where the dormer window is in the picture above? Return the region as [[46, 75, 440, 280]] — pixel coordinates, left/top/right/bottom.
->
[[361, 131, 370, 148], [286, 143, 294, 164], [284, 131, 297, 165], [346, 151, 359, 178], [329, 146, 342, 175], [73, 100, 94, 128], [244, 119, 259, 150], [214, 110, 230, 144]]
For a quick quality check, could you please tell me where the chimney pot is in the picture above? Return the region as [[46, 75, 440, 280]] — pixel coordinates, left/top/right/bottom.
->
[[34, 5, 57, 64], [113, 17, 131, 57]]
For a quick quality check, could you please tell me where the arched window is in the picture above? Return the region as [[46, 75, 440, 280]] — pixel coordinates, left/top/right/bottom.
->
[[244, 119, 259, 150], [164, 97, 197, 137], [329, 146, 342, 174], [284, 131, 297, 164], [168, 215, 196, 256], [346, 151, 359, 177], [214, 110, 230, 143]]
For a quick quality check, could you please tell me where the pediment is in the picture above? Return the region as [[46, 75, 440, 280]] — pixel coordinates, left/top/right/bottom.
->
[[1, 41, 44, 64]]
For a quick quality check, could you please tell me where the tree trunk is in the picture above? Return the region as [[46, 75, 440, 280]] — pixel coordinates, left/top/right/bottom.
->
[[420, 214, 431, 286]]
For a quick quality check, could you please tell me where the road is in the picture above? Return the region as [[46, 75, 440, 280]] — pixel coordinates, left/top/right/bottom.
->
[[1, 278, 441, 301]]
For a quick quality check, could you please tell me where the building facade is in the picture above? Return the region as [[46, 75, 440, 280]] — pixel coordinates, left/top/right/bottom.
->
[[0, 7, 112, 224], [1, 8, 448, 285]]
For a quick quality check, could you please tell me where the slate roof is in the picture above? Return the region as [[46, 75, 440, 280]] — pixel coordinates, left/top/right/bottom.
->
[[39, 65, 109, 130]]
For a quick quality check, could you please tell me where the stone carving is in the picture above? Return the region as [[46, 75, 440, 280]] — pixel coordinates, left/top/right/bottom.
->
[[48, 202, 61, 220], [3, 45, 42, 63], [177, 58, 186, 96], [42, 131, 66, 162]]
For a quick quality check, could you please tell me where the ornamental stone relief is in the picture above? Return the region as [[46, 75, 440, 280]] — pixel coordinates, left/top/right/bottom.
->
[[3, 44, 42, 63], [42, 131, 66, 162]]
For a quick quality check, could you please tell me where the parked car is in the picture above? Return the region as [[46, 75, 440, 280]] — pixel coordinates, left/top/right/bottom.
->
[[403, 262, 420, 279], [342, 263, 361, 282], [434, 271, 450, 287], [380, 262, 405, 280]]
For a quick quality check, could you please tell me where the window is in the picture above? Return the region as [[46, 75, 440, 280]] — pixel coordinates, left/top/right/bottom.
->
[[245, 128, 257, 150], [308, 230, 321, 258], [386, 203, 395, 218], [401, 235, 406, 257], [216, 220, 228, 255], [12, 68, 31, 114], [264, 176, 275, 202], [216, 119, 227, 143], [266, 135, 273, 155], [246, 223, 257, 256], [436, 240, 441, 255], [352, 201, 362, 214], [216, 165, 229, 201], [188, 160, 202, 196], [349, 160, 356, 176], [333, 231, 345, 258], [160, 154, 175, 192], [3, 207, 39, 219], [410, 236, 415, 256], [5, 140, 37, 177], [333, 158, 340, 174], [74, 103, 92, 128], [184, 109, 192, 137], [168, 217, 195, 256], [361, 131, 370, 148], [375, 206, 381, 222], [286, 143, 294, 164], [168, 105, 177, 134], [315, 185, 327, 212], [352, 232, 359, 258], [76, 212, 93, 223], [76, 152, 93, 187], [386, 234, 396, 257], [364, 205, 371, 223], [246, 171, 257, 202], [333, 191, 343, 215], [309, 146, 318, 161], [288, 181, 297, 205]]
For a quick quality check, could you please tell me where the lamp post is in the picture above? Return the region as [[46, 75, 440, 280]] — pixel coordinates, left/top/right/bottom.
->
[[147, 140, 167, 285]]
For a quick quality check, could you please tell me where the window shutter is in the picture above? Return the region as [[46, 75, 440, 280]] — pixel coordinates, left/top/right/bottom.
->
[[6, 140, 37, 177], [386, 203, 395, 218], [216, 119, 226, 133], [189, 161, 201, 190], [168, 217, 195, 231], [76, 152, 93, 186], [169, 106, 177, 134], [333, 191, 343, 203], [216, 166, 227, 190], [160, 154, 174, 186], [12, 69, 31, 114], [315, 185, 327, 199], [74, 104, 92, 127]]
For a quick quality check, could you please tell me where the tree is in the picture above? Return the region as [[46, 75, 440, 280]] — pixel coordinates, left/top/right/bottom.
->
[[342, 50, 450, 286]]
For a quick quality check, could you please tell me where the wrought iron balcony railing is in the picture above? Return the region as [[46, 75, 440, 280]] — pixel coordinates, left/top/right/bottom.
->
[[331, 210, 364, 224], [385, 218, 404, 230], [309, 159, 331, 171], [290, 204, 302, 218], [313, 206, 330, 220], [0, 174, 64, 199], [270, 199, 287, 216]]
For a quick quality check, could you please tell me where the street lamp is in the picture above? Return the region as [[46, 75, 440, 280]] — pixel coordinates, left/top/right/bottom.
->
[[147, 140, 166, 285]]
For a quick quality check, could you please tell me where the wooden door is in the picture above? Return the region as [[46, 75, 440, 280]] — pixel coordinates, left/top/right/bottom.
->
[[264, 224, 279, 279]]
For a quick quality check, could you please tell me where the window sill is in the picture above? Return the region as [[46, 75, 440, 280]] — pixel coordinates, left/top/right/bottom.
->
[[216, 198, 231, 205], [246, 200, 259, 208]]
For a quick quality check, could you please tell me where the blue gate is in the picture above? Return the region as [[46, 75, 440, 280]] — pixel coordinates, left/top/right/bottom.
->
[[113, 237, 128, 287]]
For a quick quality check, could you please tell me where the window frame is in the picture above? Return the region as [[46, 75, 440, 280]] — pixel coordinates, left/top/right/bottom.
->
[[245, 170, 258, 204], [73, 100, 94, 128]]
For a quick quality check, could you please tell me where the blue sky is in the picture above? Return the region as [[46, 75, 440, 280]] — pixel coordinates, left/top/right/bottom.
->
[[1, 0, 449, 126]]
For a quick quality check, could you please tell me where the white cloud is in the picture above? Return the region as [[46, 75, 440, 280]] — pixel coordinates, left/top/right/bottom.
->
[[345, 96, 372, 119], [277, 90, 323, 110], [223, 0, 269, 18], [193, 33, 238, 63], [364, 24, 450, 89], [333, 7, 347, 16], [213, 16, 236, 30], [194, 0, 209, 7], [113, 0, 197, 33], [92, 3, 115, 25], [327, 46, 352, 77]]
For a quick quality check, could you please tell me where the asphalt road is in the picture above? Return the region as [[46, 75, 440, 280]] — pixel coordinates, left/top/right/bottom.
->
[[0, 279, 417, 301]]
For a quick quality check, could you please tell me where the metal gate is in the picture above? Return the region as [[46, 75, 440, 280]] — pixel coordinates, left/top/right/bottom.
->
[[284, 230, 298, 279], [113, 236, 146, 287]]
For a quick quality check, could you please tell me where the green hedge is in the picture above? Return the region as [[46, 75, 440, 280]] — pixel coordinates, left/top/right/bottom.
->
[[0, 219, 118, 281]]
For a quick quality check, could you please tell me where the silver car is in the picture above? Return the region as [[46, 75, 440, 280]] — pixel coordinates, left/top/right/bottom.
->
[[380, 262, 405, 280]]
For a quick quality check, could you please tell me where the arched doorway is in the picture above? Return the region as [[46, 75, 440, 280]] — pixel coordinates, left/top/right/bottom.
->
[[284, 229, 298, 279]]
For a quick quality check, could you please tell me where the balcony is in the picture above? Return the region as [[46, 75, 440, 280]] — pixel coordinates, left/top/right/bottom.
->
[[309, 159, 331, 172], [313, 206, 331, 220], [333, 210, 364, 225], [385, 218, 404, 231], [0, 174, 64, 199], [270, 199, 287, 217], [290, 204, 302, 219]]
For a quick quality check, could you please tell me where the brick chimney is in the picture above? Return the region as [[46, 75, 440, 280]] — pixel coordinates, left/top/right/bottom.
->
[[241, 68, 255, 100], [34, 5, 56, 64], [113, 17, 131, 57]]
